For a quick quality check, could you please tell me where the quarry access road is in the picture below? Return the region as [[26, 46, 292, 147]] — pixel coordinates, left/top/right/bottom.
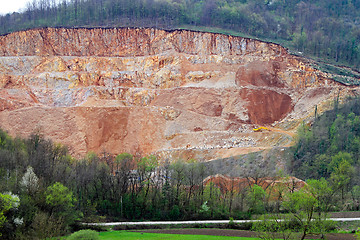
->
[[85, 218, 360, 226]]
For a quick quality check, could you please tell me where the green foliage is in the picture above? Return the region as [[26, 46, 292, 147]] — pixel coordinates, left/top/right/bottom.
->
[[115, 153, 133, 164], [351, 186, 360, 210], [292, 99, 360, 211], [292, 31, 307, 52], [355, 228, 360, 240], [0, 192, 20, 235], [30, 211, 67, 239], [228, 217, 235, 228], [252, 214, 296, 240], [137, 155, 158, 177], [305, 178, 333, 212], [282, 190, 317, 240], [330, 158, 354, 190], [45, 182, 75, 211], [292, 97, 360, 188], [199, 201, 210, 213], [169, 205, 181, 220], [284, 190, 316, 216], [45, 182, 78, 227], [253, 184, 333, 240], [68, 229, 100, 240], [203, 182, 227, 219], [246, 184, 266, 214]]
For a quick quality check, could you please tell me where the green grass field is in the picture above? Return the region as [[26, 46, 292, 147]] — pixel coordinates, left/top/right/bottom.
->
[[99, 231, 259, 240]]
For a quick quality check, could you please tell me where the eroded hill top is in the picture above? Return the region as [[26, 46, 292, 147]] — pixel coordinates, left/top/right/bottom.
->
[[0, 27, 284, 57], [0, 27, 358, 160]]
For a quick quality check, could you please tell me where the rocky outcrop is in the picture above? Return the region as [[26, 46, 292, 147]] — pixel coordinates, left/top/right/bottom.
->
[[0, 27, 358, 159], [0, 28, 284, 57]]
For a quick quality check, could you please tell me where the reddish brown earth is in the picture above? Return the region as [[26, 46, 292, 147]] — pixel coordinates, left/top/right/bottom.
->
[[0, 27, 359, 160], [203, 175, 306, 198]]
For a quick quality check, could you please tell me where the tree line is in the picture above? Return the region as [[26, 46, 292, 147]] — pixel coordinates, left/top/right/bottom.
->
[[0, 0, 359, 69], [0, 130, 255, 238]]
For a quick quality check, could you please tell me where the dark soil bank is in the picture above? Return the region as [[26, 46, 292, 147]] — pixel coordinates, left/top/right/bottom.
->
[[136, 229, 357, 240]]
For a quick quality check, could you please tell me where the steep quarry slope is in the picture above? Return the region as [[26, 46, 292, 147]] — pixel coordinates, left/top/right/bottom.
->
[[0, 27, 358, 160]]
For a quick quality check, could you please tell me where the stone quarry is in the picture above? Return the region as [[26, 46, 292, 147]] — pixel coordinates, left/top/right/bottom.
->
[[0, 27, 358, 161]]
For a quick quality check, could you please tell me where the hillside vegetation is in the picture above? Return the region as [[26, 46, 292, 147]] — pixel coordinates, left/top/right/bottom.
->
[[291, 97, 360, 206], [0, 0, 359, 70], [292, 97, 360, 181]]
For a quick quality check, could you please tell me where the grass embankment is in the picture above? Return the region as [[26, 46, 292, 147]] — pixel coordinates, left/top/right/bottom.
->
[[99, 231, 258, 240]]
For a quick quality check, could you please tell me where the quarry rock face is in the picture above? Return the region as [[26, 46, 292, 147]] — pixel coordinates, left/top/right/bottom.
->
[[0, 27, 357, 160]]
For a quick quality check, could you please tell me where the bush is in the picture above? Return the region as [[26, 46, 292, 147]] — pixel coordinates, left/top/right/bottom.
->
[[169, 205, 180, 220], [253, 220, 294, 240], [354, 227, 360, 240], [31, 211, 67, 239], [228, 217, 235, 228], [67, 230, 99, 240], [70, 222, 107, 233]]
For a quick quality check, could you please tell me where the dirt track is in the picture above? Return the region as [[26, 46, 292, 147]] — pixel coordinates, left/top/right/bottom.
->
[[137, 229, 356, 240]]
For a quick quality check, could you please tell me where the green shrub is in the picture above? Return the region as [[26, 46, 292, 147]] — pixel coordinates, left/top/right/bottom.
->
[[70, 222, 107, 233], [169, 205, 180, 220], [228, 217, 235, 228], [67, 230, 99, 240], [354, 227, 360, 240]]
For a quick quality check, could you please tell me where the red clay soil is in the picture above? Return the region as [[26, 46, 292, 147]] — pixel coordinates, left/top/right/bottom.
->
[[235, 60, 286, 88], [137, 229, 356, 240], [202, 175, 305, 196], [241, 88, 293, 125]]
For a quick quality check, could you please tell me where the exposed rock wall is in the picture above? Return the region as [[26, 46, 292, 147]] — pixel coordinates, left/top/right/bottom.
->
[[0, 27, 357, 159], [0, 28, 283, 57]]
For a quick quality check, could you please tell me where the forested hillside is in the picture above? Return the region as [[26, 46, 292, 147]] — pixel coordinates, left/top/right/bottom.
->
[[291, 97, 360, 203], [0, 0, 359, 69]]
